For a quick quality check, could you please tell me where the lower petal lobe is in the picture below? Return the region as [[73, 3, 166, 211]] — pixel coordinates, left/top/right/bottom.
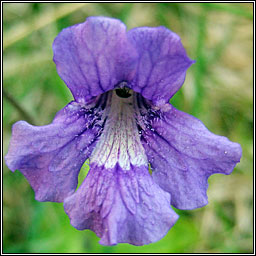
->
[[5, 101, 101, 202], [141, 105, 242, 210], [64, 163, 178, 246]]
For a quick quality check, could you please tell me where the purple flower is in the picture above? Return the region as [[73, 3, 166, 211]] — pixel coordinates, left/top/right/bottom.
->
[[5, 17, 242, 246]]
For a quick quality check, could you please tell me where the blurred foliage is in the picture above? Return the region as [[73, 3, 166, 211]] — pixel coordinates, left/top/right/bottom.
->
[[3, 2, 253, 253]]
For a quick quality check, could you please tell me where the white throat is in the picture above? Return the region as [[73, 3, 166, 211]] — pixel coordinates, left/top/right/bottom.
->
[[90, 91, 147, 170]]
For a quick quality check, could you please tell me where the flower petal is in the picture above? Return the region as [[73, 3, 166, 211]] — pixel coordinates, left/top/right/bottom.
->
[[64, 163, 179, 246], [5, 101, 101, 202], [63, 91, 179, 245], [141, 105, 242, 210], [127, 26, 194, 104], [53, 17, 137, 103]]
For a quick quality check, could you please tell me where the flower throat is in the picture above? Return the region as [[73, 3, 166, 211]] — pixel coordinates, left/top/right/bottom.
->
[[115, 87, 132, 98], [90, 90, 147, 170]]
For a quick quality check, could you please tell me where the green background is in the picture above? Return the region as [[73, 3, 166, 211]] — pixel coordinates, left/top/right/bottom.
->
[[3, 3, 253, 253]]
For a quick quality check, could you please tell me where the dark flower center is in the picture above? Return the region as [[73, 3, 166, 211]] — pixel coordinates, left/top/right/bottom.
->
[[115, 87, 132, 98]]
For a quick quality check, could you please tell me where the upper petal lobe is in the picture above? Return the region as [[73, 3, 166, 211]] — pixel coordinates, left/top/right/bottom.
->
[[53, 17, 137, 103], [127, 26, 194, 103], [53, 17, 194, 104]]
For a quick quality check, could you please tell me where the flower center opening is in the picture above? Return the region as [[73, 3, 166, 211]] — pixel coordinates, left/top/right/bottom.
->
[[90, 90, 148, 171], [115, 87, 132, 98]]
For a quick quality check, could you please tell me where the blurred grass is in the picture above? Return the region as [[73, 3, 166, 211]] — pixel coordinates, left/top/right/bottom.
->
[[3, 3, 253, 253]]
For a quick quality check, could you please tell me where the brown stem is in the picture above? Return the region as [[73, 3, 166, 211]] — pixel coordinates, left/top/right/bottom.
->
[[3, 88, 35, 125]]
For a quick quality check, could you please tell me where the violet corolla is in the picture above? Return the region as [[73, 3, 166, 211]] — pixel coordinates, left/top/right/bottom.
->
[[5, 17, 242, 246]]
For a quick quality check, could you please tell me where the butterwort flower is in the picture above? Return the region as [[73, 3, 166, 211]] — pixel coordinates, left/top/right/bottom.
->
[[5, 17, 242, 246]]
